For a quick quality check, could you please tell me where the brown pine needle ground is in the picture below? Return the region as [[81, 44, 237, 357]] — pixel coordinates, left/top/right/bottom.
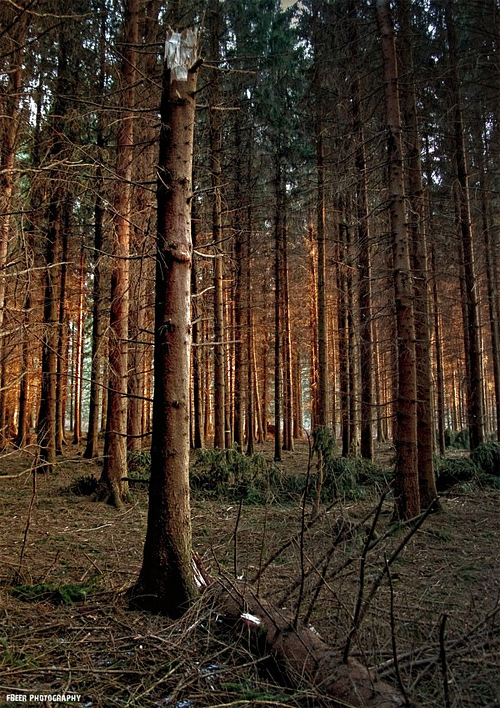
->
[[0, 446, 498, 708]]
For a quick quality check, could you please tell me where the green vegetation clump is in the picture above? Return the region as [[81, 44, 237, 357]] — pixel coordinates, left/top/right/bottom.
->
[[435, 457, 480, 491], [435, 442, 500, 492], [471, 441, 500, 477], [127, 450, 151, 480], [313, 427, 389, 500], [191, 447, 274, 504], [444, 428, 470, 450], [11, 581, 93, 605], [62, 474, 98, 496], [123, 442, 392, 503]]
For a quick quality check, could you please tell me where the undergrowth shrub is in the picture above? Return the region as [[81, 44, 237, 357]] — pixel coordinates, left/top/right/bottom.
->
[[191, 447, 274, 504], [122, 444, 393, 503], [313, 428, 389, 500], [444, 428, 470, 450], [471, 442, 500, 476], [62, 475, 98, 496], [127, 450, 151, 479], [322, 456, 390, 500], [435, 457, 480, 491]]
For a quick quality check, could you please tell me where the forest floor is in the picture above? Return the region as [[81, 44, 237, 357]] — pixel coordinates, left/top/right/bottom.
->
[[0, 442, 499, 708]]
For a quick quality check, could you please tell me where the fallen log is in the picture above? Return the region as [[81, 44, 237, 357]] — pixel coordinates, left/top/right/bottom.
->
[[213, 578, 408, 708]]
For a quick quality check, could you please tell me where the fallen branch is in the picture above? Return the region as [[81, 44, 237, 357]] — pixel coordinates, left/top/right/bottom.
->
[[212, 576, 407, 708]]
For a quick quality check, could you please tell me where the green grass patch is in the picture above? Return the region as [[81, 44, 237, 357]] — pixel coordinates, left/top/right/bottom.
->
[[11, 581, 94, 605]]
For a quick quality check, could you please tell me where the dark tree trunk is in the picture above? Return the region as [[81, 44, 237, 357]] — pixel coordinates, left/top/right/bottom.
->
[[349, 0, 373, 460], [398, 0, 438, 510], [191, 203, 204, 449], [377, 0, 419, 520], [133, 31, 200, 616], [444, 0, 484, 451], [274, 157, 284, 462], [37, 30, 71, 472]]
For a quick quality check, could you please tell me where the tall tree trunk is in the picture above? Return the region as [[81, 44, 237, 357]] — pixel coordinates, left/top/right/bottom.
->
[[99, 0, 138, 504], [346, 214, 357, 455], [16, 78, 43, 448], [338, 220, 350, 458], [72, 247, 86, 445], [376, 0, 419, 520], [55, 200, 71, 455], [191, 203, 204, 449], [37, 29, 72, 472], [431, 244, 446, 456], [245, 154, 255, 456], [398, 0, 438, 510], [210, 0, 226, 450], [127, 259, 146, 452], [480, 131, 500, 441], [85, 1, 108, 459], [349, 0, 373, 460], [306, 231, 319, 432], [444, 0, 484, 451], [282, 215, 294, 451], [84, 171, 105, 455], [134, 28, 200, 616], [0, 2, 27, 448], [274, 156, 283, 462]]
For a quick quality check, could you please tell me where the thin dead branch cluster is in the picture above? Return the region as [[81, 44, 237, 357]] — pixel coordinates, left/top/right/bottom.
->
[[0, 452, 499, 707]]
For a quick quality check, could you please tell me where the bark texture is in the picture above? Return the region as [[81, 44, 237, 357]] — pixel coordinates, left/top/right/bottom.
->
[[377, 0, 419, 519], [133, 34, 200, 616], [217, 581, 405, 708]]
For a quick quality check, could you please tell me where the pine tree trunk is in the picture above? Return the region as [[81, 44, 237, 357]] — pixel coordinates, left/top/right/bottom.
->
[[431, 244, 446, 455], [479, 137, 500, 441], [444, 0, 484, 451], [274, 157, 283, 462], [245, 162, 255, 455], [338, 221, 350, 458], [134, 30, 200, 616], [191, 204, 204, 449], [210, 0, 226, 450], [84, 151, 105, 458], [376, 0, 419, 519], [0, 4, 26, 448], [282, 216, 294, 452], [306, 230, 319, 432], [348, 0, 373, 460], [99, 0, 138, 504], [398, 0, 438, 510], [72, 247, 85, 445], [37, 31, 72, 472]]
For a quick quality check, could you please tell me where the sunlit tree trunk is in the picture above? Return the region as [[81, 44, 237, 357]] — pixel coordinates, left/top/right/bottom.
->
[[99, 0, 138, 504], [191, 202, 204, 449], [72, 247, 85, 445], [209, 0, 226, 450], [0, 2, 27, 448], [245, 149, 255, 456]]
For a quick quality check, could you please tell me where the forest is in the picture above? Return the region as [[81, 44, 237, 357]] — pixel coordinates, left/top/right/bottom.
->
[[0, 0, 499, 707]]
